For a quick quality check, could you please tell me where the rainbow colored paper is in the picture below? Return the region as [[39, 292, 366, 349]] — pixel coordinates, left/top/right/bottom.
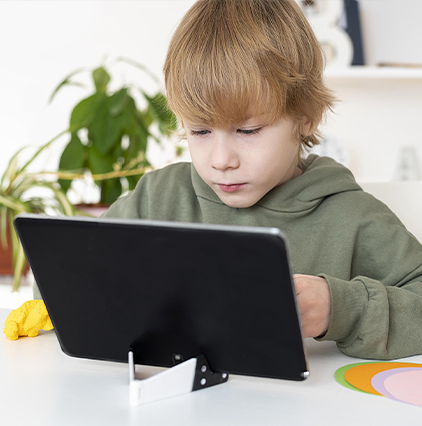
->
[[335, 361, 422, 407]]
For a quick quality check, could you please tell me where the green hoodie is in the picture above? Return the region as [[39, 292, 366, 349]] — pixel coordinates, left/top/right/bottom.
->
[[96, 155, 422, 359]]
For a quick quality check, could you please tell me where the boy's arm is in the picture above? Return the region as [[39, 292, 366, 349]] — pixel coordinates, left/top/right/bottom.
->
[[316, 218, 422, 360]]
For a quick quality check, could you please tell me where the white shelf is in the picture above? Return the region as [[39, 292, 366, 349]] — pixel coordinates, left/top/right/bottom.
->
[[324, 66, 422, 80]]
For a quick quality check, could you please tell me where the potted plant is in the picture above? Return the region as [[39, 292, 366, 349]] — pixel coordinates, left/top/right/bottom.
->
[[0, 57, 178, 290], [50, 56, 178, 207], [0, 133, 75, 291]]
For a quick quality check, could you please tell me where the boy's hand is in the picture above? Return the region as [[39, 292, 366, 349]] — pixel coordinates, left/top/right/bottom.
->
[[293, 274, 331, 338], [3, 300, 53, 340]]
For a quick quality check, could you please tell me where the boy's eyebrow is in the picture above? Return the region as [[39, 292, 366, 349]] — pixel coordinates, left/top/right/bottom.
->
[[183, 115, 269, 129]]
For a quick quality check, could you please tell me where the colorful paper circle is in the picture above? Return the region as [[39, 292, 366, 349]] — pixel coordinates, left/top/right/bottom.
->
[[344, 362, 422, 396]]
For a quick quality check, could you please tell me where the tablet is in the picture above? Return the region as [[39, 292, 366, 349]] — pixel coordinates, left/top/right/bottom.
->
[[14, 214, 309, 381]]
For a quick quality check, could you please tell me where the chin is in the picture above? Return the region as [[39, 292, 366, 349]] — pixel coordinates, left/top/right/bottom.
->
[[219, 196, 257, 209]]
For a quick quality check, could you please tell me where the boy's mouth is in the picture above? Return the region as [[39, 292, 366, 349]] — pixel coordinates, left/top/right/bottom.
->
[[218, 183, 246, 193]]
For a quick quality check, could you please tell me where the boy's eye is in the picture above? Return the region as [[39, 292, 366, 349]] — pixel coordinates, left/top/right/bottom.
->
[[190, 129, 210, 136], [189, 127, 263, 136], [239, 127, 262, 135]]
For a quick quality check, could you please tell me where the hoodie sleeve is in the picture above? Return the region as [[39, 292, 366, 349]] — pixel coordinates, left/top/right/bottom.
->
[[316, 205, 422, 360]]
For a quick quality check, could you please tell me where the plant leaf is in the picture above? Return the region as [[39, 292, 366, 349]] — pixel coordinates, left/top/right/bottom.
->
[[11, 236, 26, 292], [8, 213, 20, 268], [58, 133, 87, 192], [49, 82, 86, 104], [115, 105, 134, 134], [48, 67, 89, 104], [0, 206, 8, 249], [0, 146, 28, 190], [87, 144, 115, 175], [0, 194, 27, 213], [140, 109, 154, 129], [109, 88, 129, 116], [92, 67, 111, 93], [70, 93, 104, 130], [88, 96, 121, 155], [112, 95, 138, 137], [143, 91, 177, 136], [125, 117, 148, 164], [133, 109, 152, 140], [126, 175, 142, 191], [100, 178, 122, 205], [113, 141, 124, 162], [87, 144, 120, 200], [24, 198, 48, 214], [8, 175, 38, 198]]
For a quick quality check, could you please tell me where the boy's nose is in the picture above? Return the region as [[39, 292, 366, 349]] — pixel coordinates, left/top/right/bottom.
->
[[210, 137, 240, 171]]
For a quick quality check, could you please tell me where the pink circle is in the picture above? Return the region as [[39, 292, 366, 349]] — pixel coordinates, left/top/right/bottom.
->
[[371, 367, 422, 401], [383, 370, 422, 407]]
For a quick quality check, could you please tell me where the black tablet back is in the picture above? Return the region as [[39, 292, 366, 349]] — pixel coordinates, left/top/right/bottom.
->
[[15, 214, 308, 380]]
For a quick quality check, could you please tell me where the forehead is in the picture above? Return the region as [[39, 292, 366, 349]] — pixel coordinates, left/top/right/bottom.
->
[[181, 97, 280, 127]]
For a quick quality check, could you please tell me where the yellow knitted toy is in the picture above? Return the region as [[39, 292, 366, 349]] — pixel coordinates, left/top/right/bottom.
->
[[3, 300, 53, 340]]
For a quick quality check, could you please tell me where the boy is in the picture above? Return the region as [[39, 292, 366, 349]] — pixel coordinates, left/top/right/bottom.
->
[[7, 0, 422, 361]]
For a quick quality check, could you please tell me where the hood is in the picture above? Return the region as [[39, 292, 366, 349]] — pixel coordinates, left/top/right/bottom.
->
[[191, 154, 362, 213]]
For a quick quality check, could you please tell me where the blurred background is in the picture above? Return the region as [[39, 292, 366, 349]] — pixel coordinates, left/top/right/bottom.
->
[[0, 0, 421, 184], [1, 0, 422, 305]]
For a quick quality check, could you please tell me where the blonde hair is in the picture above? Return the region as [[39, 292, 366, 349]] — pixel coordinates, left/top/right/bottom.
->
[[163, 0, 336, 156]]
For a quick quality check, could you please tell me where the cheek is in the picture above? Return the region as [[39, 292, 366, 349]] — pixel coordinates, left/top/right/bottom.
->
[[260, 141, 299, 176], [186, 138, 198, 157], [276, 138, 300, 163], [255, 144, 290, 167], [187, 141, 208, 169]]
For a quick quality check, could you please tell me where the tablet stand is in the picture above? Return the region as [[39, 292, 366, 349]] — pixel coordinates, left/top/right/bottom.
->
[[128, 351, 229, 405]]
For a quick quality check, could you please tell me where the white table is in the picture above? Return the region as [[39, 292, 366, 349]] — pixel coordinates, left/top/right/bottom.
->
[[1, 308, 421, 426]]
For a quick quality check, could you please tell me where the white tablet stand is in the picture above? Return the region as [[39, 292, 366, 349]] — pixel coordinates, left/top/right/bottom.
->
[[128, 351, 229, 405]]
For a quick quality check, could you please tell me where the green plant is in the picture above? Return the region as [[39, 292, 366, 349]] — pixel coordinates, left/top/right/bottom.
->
[[0, 132, 75, 291], [50, 57, 178, 205]]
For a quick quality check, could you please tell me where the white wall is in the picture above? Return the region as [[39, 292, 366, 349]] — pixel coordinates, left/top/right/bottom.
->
[[359, 0, 422, 66], [1, 0, 421, 189], [321, 77, 422, 182]]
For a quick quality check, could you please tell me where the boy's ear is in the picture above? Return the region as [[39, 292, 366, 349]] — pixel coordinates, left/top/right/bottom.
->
[[301, 118, 312, 136]]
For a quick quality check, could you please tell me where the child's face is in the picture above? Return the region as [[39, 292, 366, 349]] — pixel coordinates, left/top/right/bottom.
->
[[185, 113, 301, 208]]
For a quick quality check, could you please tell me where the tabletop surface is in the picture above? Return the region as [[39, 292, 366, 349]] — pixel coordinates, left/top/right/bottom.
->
[[1, 308, 421, 426]]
